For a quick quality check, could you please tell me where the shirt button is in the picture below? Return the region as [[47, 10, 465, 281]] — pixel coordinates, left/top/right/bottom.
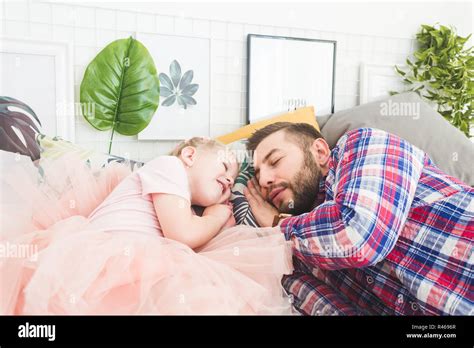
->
[[411, 302, 419, 311], [366, 276, 374, 284]]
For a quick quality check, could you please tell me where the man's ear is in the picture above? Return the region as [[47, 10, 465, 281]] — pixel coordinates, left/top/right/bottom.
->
[[180, 146, 197, 167], [310, 138, 331, 167]]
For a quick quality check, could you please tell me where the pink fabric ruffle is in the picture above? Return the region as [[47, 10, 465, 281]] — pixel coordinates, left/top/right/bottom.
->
[[0, 151, 294, 315]]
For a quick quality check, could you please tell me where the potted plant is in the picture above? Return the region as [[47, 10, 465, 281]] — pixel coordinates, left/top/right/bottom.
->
[[393, 24, 473, 137]]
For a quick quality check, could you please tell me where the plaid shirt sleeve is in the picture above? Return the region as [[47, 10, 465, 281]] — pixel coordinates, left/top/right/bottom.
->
[[282, 257, 370, 315], [280, 128, 426, 270]]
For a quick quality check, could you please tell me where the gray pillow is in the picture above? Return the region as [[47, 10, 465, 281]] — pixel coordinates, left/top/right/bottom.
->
[[315, 114, 331, 129], [320, 92, 474, 186]]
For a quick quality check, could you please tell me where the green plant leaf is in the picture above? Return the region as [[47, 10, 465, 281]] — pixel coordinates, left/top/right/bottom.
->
[[421, 24, 434, 32], [440, 25, 450, 35], [80, 37, 160, 153], [462, 33, 472, 45], [413, 85, 425, 92], [395, 65, 406, 76], [460, 120, 469, 135], [393, 23, 473, 137]]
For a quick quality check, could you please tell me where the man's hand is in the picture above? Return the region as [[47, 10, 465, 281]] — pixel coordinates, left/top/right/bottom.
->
[[243, 178, 279, 227]]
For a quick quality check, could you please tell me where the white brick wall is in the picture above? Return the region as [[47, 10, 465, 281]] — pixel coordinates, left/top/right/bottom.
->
[[2, 0, 418, 162]]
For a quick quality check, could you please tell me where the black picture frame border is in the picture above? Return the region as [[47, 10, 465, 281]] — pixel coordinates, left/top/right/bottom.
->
[[246, 33, 337, 124]]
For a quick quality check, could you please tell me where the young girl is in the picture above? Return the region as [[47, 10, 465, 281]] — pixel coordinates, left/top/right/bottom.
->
[[0, 138, 294, 315], [86, 137, 240, 248]]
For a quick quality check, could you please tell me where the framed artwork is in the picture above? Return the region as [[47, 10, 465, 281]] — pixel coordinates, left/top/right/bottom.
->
[[359, 63, 407, 104], [0, 37, 75, 141], [247, 34, 336, 123], [137, 33, 210, 140]]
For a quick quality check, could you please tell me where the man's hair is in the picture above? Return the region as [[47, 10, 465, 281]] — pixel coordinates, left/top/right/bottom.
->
[[246, 122, 324, 152], [169, 137, 225, 156]]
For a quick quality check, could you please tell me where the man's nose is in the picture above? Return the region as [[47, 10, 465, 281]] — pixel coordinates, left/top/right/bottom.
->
[[258, 169, 274, 188]]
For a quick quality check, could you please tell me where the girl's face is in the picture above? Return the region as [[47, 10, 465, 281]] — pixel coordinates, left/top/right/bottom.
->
[[181, 146, 239, 206]]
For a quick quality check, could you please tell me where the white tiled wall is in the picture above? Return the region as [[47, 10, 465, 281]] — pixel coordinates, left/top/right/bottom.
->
[[1, 0, 417, 162]]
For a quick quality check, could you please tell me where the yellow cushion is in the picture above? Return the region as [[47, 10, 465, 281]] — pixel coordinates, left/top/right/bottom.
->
[[215, 106, 320, 144]]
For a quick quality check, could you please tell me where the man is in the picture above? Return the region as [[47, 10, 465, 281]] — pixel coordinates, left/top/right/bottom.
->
[[244, 122, 473, 315]]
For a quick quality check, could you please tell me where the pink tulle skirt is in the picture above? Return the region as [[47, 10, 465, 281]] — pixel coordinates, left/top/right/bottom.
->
[[0, 151, 294, 315]]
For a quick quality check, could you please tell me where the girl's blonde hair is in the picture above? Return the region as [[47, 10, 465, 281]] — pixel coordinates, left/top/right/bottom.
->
[[169, 137, 226, 157]]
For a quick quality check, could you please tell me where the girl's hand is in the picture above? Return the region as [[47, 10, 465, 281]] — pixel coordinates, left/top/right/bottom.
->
[[222, 214, 236, 230], [203, 203, 233, 225]]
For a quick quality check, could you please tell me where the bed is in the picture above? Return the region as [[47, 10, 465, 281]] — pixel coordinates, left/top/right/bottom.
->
[[1, 91, 473, 315]]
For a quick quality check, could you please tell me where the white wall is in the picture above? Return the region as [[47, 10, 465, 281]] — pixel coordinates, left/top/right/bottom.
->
[[86, 1, 473, 39], [1, 0, 472, 161]]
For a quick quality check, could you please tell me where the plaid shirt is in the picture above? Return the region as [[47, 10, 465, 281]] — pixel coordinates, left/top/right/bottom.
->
[[280, 128, 473, 315]]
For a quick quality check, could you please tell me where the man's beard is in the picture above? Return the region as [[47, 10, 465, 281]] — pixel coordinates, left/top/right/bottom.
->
[[272, 152, 322, 215]]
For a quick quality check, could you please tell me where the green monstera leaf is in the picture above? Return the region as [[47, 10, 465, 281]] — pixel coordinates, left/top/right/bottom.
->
[[80, 37, 160, 153]]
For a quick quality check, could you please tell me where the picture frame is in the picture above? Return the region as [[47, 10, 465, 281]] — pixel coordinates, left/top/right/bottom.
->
[[359, 63, 407, 104], [0, 37, 75, 141], [136, 33, 211, 141], [247, 34, 336, 124]]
